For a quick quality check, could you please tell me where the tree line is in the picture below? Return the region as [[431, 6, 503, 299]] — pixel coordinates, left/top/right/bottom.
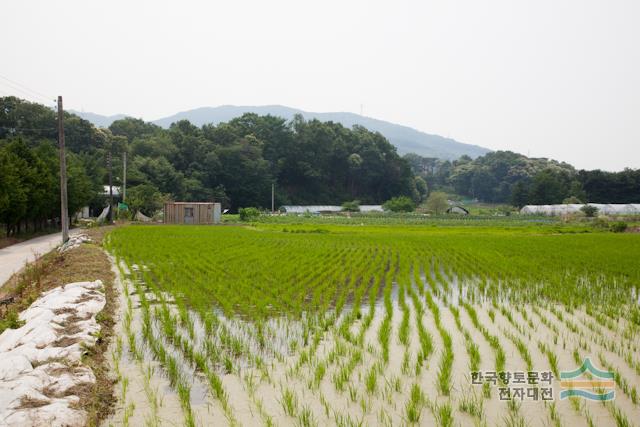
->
[[404, 151, 639, 207], [1, 97, 424, 232], [2, 96, 638, 235]]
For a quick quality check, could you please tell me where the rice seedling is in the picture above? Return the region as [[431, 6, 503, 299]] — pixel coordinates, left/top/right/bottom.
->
[[609, 403, 633, 427], [279, 387, 298, 417], [404, 383, 425, 424], [105, 221, 640, 426], [459, 388, 484, 420], [365, 365, 377, 394], [297, 405, 317, 427], [335, 413, 364, 427], [431, 400, 454, 427], [547, 401, 562, 427]]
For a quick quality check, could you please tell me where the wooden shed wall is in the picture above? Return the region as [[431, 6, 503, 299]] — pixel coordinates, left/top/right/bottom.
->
[[164, 203, 214, 224]]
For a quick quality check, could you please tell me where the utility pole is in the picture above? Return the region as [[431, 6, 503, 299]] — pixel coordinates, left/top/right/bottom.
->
[[271, 182, 275, 214], [57, 96, 69, 243], [122, 151, 127, 203], [107, 150, 113, 223]]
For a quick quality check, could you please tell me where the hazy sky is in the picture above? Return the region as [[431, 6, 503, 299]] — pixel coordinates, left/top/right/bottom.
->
[[3, 0, 639, 171]]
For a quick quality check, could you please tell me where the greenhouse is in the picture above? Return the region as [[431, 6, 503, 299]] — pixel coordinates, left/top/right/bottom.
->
[[281, 205, 384, 214], [520, 203, 640, 215]]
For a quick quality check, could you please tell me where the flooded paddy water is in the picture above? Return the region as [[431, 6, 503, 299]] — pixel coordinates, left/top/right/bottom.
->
[[104, 262, 640, 426], [103, 225, 640, 426]]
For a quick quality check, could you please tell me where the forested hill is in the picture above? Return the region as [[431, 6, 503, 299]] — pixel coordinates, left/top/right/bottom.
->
[[72, 105, 491, 160], [2, 96, 638, 235], [1, 96, 423, 225]]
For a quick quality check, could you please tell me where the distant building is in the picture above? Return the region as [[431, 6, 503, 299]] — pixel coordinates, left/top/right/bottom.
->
[[77, 185, 121, 219], [102, 185, 121, 198], [163, 202, 221, 224]]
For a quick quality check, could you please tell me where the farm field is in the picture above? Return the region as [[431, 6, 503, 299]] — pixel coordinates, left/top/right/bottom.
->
[[105, 223, 640, 427]]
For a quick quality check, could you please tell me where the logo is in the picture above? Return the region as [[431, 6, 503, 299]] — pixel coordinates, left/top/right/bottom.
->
[[560, 358, 615, 401]]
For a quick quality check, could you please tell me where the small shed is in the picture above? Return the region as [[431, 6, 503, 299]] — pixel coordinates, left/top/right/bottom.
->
[[163, 202, 221, 224]]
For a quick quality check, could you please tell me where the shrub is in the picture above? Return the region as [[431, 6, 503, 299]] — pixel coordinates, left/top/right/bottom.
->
[[580, 205, 598, 217], [238, 207, 260, 221], [610, 222, 628, 233], [341, 200, 360, 212], [383, 196, 415, 213], [0, 309, 24, 334]]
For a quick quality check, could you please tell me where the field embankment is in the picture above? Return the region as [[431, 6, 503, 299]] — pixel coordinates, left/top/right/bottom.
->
[[0, 227, 117, 426]]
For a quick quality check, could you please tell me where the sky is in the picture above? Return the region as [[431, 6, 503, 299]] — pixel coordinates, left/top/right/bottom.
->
[[2, 0, 639, 171]]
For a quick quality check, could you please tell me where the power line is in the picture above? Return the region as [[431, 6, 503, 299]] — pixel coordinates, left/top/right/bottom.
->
[[0, 125, 57, 132], [0, 81, 54, 106], [0, 73, 55, 104]]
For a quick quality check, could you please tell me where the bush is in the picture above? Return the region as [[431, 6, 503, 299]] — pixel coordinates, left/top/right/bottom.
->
[[239, 207, 260, 221], [580, 205, 598, 217], [383, 196, 416, 213], [0, 309, 24, 334], [341, 200, 360, 212], [610, 222, 628, 233]]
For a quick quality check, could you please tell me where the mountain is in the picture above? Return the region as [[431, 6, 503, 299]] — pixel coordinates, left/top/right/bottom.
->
[[74, 105, 491, 160], [69, 110, 127, 128]]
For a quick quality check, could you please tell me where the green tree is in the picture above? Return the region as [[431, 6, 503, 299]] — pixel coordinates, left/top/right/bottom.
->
[[414, 176, 428, 201], [425, 191, 449, 214], [0, 146, 28, 235], [529, 169, 570, 204], [511, 181, 530, 208], [110, 117, 160, 142], [580, 205, 599, 217], [127, 184, 163, 215]]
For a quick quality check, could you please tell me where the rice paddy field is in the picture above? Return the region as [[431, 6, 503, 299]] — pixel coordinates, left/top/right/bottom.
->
[[104, 221, 640, 427]]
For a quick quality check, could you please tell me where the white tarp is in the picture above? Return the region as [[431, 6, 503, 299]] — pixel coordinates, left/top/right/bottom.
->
[[134, 211, 152, 222], [96, 205, 110, 223], [0, 281, 105, 427]]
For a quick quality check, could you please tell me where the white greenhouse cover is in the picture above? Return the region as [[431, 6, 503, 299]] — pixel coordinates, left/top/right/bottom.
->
[[520, 203, 640, 216], [359, 205, 384, 212], [282, 205, 383, 214], [282, 205, 342, 214]]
